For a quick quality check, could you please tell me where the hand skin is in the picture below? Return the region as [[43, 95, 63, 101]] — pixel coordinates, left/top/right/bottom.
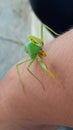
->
[[0, 29, 73, 130]]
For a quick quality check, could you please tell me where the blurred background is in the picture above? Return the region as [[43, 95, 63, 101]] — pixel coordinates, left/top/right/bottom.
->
[[0, 0, 30, 79], [0, 0, 73, 130]]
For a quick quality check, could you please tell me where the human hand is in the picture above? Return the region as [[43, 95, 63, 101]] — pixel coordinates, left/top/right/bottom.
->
[[0, 29, 73, 129]]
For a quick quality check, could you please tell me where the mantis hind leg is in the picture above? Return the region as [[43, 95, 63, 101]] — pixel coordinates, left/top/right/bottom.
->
[[27, 59, 45, 90], [40, 23, 59, 40], [16, 58, 31, 90], [43, 23, 59, 36], [40, 24, 44, 40]]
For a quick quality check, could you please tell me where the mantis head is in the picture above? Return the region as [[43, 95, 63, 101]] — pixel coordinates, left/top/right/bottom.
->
[[28, 35, 44, 47], [28, 35, 47, 57]]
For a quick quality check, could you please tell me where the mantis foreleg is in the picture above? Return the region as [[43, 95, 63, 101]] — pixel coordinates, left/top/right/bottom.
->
[[37, 56, 55, 79]]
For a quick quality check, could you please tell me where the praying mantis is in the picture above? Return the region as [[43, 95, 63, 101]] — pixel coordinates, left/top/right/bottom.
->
[[16, 23, 59, 90]]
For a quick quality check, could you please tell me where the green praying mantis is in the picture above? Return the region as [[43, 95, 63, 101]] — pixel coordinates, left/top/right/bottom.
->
[[16, 23, 59, 90]]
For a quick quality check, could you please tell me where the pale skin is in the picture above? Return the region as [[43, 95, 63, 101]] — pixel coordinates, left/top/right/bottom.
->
[[0, 29, 73, 130]]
